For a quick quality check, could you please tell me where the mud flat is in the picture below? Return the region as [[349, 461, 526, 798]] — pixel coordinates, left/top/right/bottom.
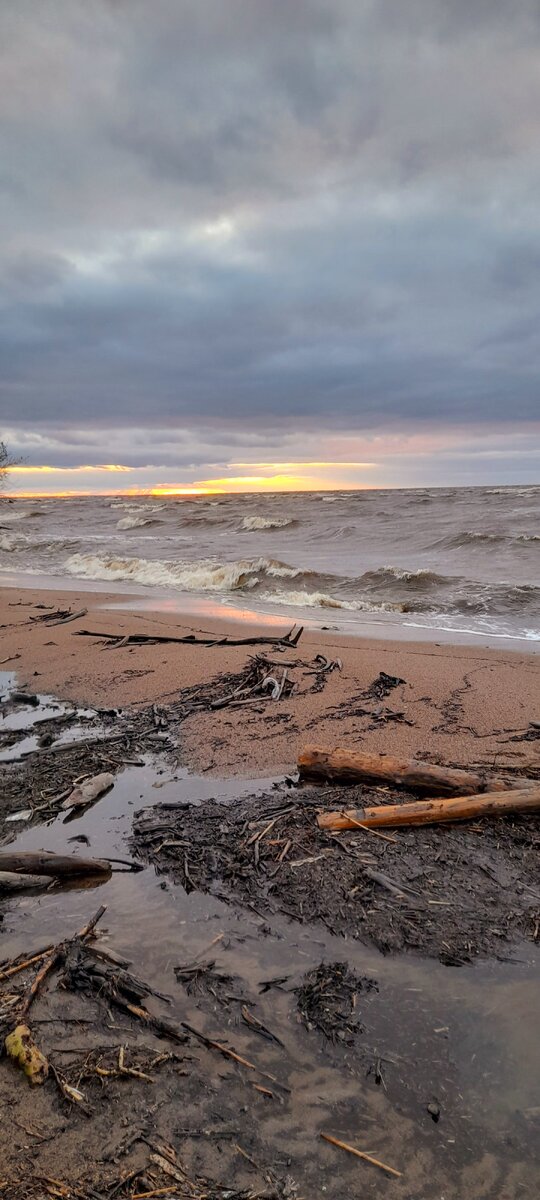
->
[[1, 587, 539, 1198]]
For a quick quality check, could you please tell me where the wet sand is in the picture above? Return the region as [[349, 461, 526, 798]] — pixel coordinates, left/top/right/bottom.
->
[[1, 582, 539, 776]]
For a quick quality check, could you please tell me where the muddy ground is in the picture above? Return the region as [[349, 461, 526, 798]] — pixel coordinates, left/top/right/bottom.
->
[[1, 672, 540, 1198], [132, 782, 540, 965]]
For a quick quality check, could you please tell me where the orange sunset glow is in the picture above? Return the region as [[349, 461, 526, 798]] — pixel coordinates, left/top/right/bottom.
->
[[5, 461, 378, 498]]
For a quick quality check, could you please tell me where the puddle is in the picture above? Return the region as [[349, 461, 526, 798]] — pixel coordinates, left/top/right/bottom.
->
[[0, 700, 97, 763], [1, 685, 539, 1194], [0, 676, 98, 762]]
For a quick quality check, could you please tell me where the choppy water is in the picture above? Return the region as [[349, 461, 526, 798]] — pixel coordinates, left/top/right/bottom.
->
[[1, 485, 539, 641]]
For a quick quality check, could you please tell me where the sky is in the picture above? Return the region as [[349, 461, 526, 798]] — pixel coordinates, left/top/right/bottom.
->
[[1, 0, 540, 496]]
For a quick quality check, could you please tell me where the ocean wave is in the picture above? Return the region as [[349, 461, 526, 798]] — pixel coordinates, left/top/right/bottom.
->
[[486, 487, 539, 496], [0, 508, 41, 522], [434, 530, 540, 550], [179, 514, 229, 527], [64, 552, 307, 592], [241, 515, 296, 531], [260, 589, 404, 613], [433, 531, 508, 549], [111, 502, 166, 513], [1, 532, 82, 555], [0, 532, 22, 551], [117, 515, 162, 530], [358, 566, 449, 590]]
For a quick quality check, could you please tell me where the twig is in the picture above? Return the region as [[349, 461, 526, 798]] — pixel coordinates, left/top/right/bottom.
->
[[320, 1132, 402, 1177], [182, 1021, 290, 1091], [0, 947, 53, 982], [132, 1190, 178, 1199]]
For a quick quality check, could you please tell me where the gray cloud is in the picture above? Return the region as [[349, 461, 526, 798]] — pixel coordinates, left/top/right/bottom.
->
[[1, 0, 539, 479]]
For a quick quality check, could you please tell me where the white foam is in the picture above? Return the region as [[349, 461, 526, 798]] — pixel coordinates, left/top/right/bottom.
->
[[260, 589, 402, 612], [0, 532, 19, 551], [241, 515, 295, 531], [374, 565, 440, 581]]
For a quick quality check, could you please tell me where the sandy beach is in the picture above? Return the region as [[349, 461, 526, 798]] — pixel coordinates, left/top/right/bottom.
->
[[1, 582, 539, 776], [2, 580, 540, 1199]]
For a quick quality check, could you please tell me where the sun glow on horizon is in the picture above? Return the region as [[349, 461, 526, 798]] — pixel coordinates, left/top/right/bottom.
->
[[3, 460, 379, 498]]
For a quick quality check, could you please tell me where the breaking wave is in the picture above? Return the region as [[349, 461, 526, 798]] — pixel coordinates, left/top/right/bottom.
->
[[360, 566, 448, 589], [111, 502, 166, 513], [117, 515, 163, 530], [486, 487, 539, 496], [0, 532, 21, 551], [0, 508, 42, 522], [64, 552, 308, 592], [261, 590, 404, 613], [241, 515, 296, 531], [60, 551, 540, 617]]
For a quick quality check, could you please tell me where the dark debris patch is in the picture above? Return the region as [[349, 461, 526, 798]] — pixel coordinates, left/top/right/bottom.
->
[[131, 783, 540, 963], [363, 672, 406, 700], [174, 958, 243, 1007], [296, 961, 377, 1043]]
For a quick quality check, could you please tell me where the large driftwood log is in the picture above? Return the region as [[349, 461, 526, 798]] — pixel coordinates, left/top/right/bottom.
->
[[75, 624, 303, 649], [0, 872, 53, 892], [317, 786, 540, 830], [0, 851, 111, 878], [298, 748, 536, 796]]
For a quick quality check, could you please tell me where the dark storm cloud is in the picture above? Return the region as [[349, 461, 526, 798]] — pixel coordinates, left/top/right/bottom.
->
[[1, 0, 539, 475]]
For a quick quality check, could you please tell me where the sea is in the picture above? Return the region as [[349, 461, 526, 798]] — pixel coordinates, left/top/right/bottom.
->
[[1, 486, 539, 644]]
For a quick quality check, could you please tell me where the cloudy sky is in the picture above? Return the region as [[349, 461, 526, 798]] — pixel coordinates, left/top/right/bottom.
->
[[2, 0, 540, 495]]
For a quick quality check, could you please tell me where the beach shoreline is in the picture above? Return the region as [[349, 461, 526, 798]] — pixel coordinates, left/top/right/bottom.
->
[[2, 580, 539, 777], [2, 586, 540, 1198]]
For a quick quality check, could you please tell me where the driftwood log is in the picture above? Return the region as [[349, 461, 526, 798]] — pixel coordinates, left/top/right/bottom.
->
[[0, 872, 53, 892], [316, 786, 540, 831], [298, 748, 536, 796], [75, 624, 303, 649], [62, 771, 115, 811], [0, 851, 111, 878]]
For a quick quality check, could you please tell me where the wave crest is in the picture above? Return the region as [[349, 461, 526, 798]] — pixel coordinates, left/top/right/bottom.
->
[[64, 552, 307, 592], [117, 515, 162, 530], [0, 508, 41, 522], [262, 590, 404, 613], [0, 532, 21, 551], [241, 515, 296, 531]]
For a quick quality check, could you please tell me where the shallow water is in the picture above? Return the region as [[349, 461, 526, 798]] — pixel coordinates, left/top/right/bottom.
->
[[2, 485, 539, 642], [0, 675, 96, 762], [1, 703, 539, 1191]]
